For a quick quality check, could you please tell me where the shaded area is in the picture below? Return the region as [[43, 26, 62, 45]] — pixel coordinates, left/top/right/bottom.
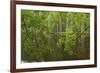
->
[[21, 10, 90, 62]]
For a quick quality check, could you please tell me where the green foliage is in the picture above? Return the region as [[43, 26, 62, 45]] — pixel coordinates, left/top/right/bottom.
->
[[21, 10, 90, 62]]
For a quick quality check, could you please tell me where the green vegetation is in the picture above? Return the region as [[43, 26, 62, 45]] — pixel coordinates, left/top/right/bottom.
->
[[21, 10, 90, 62]]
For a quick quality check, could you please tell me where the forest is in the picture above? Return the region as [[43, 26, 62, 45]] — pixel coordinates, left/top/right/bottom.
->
[[21, 10, 90, 62]]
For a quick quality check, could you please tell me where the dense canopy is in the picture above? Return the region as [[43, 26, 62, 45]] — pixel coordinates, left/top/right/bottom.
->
[[21, 10, 90, 62]]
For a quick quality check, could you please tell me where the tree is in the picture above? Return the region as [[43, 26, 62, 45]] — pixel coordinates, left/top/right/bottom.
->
[[21, 10, 90, 62]]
